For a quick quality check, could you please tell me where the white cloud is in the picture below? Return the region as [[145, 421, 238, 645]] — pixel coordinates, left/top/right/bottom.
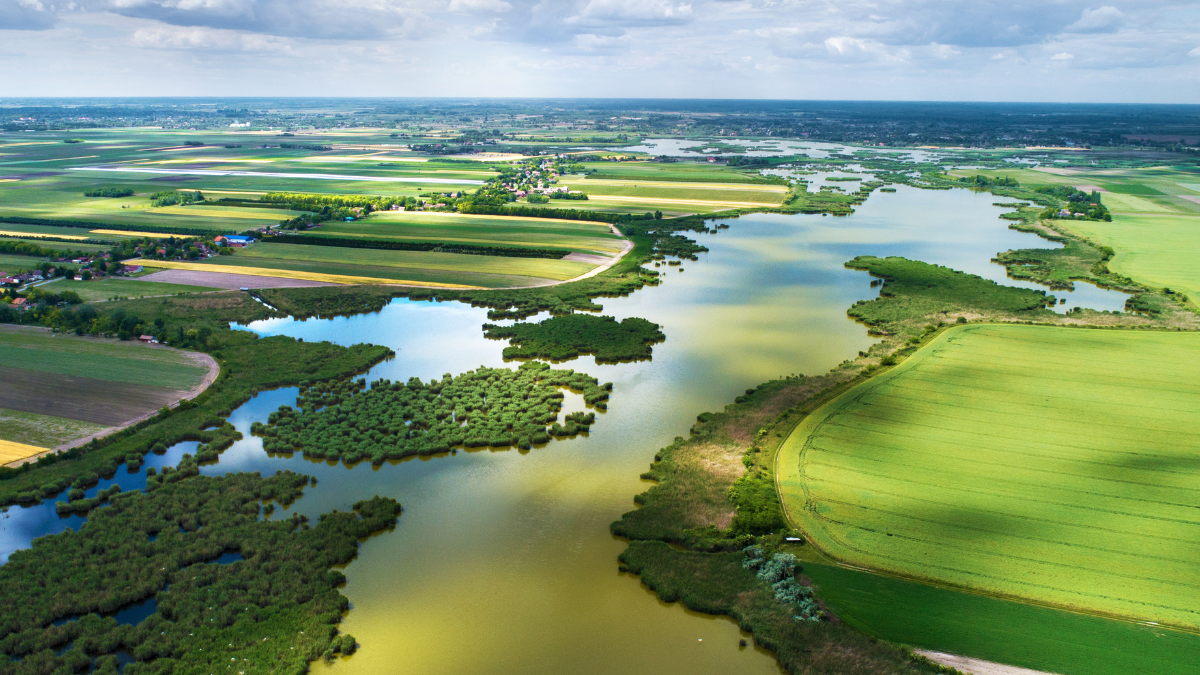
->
[[1066, 6, 1125, 33], [131, 25, 294, 51], [572, 32, 631, 51], [448, 0, 511, 13], [567, 0, 692, 26], [90, 0, 434, 39], [1051, 52, 1075, 60], [1190, 46, 1200, 57], [0, 0, 56, 29], [929, 42, 961, 59], [824, 36, 906, 62]]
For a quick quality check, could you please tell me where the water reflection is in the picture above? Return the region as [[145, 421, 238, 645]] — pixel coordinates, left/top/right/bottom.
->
[[0, 184, 1135, 675]]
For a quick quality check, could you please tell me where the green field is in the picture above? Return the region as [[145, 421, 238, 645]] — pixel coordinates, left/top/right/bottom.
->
[[43, 277, 217, 301], [1064, 213, 1200, 302], [205, 242, 594, 286], [0, 408, 106, 448], [950, 165, 1200, 304], [0, 253, 82, 274], [331, 212, 625, 254], [778, 324, 1200, 629], [804, 563, 1200, 675], [0, 329, 210, 387]]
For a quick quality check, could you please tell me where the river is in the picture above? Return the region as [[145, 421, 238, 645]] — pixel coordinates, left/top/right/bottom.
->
[[0, 184, 1132, 674]]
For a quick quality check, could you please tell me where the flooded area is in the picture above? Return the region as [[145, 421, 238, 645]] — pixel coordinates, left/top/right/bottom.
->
[[0, 184, 1132, 674]]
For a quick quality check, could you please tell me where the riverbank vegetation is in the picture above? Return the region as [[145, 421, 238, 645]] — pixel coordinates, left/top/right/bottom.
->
[[0, 292, 391, 506], [251, 361, 611, 463], [0, 470, 400, 675], [483, 314, 664, 362]]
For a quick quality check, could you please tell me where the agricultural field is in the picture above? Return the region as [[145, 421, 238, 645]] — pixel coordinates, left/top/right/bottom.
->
[[319, 211, 625, 254], [40, 277, 217, 302], [778, 324, 1200, 629], [0, 131, 634, 288], [137, 242, 597, 288], [804, 563, 1200, 675], [950, 164, 1200, 304], [0, 327, 214, 459]]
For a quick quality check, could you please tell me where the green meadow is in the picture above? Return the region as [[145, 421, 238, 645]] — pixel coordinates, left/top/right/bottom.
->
[[43, 277, 217, 301], [205, 242, 594, 285], [950, 164, 1200, 304], [778, 324, 1200, 629], [804, 563, 1200, 675], [0, 329, 209, 387], [337, 212, 625, 254]]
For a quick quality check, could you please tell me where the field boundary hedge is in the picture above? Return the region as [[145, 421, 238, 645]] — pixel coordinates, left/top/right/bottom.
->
[[0, 216, 232, 237]]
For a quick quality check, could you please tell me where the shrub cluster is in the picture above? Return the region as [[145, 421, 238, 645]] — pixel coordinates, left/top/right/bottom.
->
[[250, 362, 611, 464], [84, 188, 134, 198], [742, 546, 823, 622], [0, 470, 400, 675], [483, 314, 665, 363]]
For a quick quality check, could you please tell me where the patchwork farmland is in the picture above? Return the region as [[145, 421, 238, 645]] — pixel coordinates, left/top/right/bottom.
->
[[778, 324, 1200, 629], [0, 327, 216, 462]]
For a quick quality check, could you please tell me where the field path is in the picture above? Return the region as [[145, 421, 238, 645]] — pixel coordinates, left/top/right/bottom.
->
[[916, 651, 1060, 675]]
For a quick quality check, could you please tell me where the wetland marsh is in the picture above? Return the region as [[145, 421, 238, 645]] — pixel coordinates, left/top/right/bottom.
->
[[0, 181, 1145, 674]]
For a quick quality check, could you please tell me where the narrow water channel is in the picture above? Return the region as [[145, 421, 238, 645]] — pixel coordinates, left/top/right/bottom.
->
[[0, 185, 1131, 674]]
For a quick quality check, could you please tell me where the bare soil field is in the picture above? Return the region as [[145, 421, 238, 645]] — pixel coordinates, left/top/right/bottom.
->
[[139, 268, 339, 289], [0, 366, 188, 426]]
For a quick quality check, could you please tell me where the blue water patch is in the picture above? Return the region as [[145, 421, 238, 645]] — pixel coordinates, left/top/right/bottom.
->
[[211, 551, 244, 564], [110, 597, 156, 626]]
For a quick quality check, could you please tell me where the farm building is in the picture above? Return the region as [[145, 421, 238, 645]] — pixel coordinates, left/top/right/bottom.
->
[[216, 235, 255, 247]]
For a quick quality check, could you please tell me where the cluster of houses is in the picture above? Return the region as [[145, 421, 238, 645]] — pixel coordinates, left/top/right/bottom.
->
[[214, 235, 255, 247]]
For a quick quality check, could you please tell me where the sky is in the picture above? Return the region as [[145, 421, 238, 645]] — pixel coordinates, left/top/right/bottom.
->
[[1, 0, 1199, 102]]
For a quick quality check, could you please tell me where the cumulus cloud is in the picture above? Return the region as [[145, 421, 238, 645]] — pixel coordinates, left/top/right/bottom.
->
[[823, 36, 907, 63], [571, 31, 631, 51], [0, 0, 57, 30], [1051, 52, 1075, 60], [132, 25, 294, 51], [1066, 6, 1124, 33], [1189, 46, 1200, 57], [89, 0, 433, 39], [566, 0, 692, 26], [929, 42, 961, 59], [448, 0, 511, 13]]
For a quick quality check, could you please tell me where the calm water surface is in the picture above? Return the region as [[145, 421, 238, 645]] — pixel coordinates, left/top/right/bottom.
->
[[0, 185, 1130, 674]]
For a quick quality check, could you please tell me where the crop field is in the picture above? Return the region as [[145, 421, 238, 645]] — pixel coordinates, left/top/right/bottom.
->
[[327, 212, 625, 254], [778, 324, 1200, 629], [0, 329, 210, 387], [0, 328, 213, 450], [803, 563, 1200, 675], [950, 165, 1200, 304], [570, 182, 785, 205], [42, 277, 217, 301], [0, 253, 79, 273], [136, 255, 561, 288], [0, 409, 106, 451], [578, 161, 778, 183], [200, 242, 593, 284]]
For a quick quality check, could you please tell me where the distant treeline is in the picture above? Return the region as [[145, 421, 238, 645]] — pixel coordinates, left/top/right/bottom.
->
[[84, 188, 134, 198], [0, 216, 225, 237], [279, 143, 332, 151], [263, 234, 568, 259], [460, 203, 657, 224], [0, 239, 93, 260]]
